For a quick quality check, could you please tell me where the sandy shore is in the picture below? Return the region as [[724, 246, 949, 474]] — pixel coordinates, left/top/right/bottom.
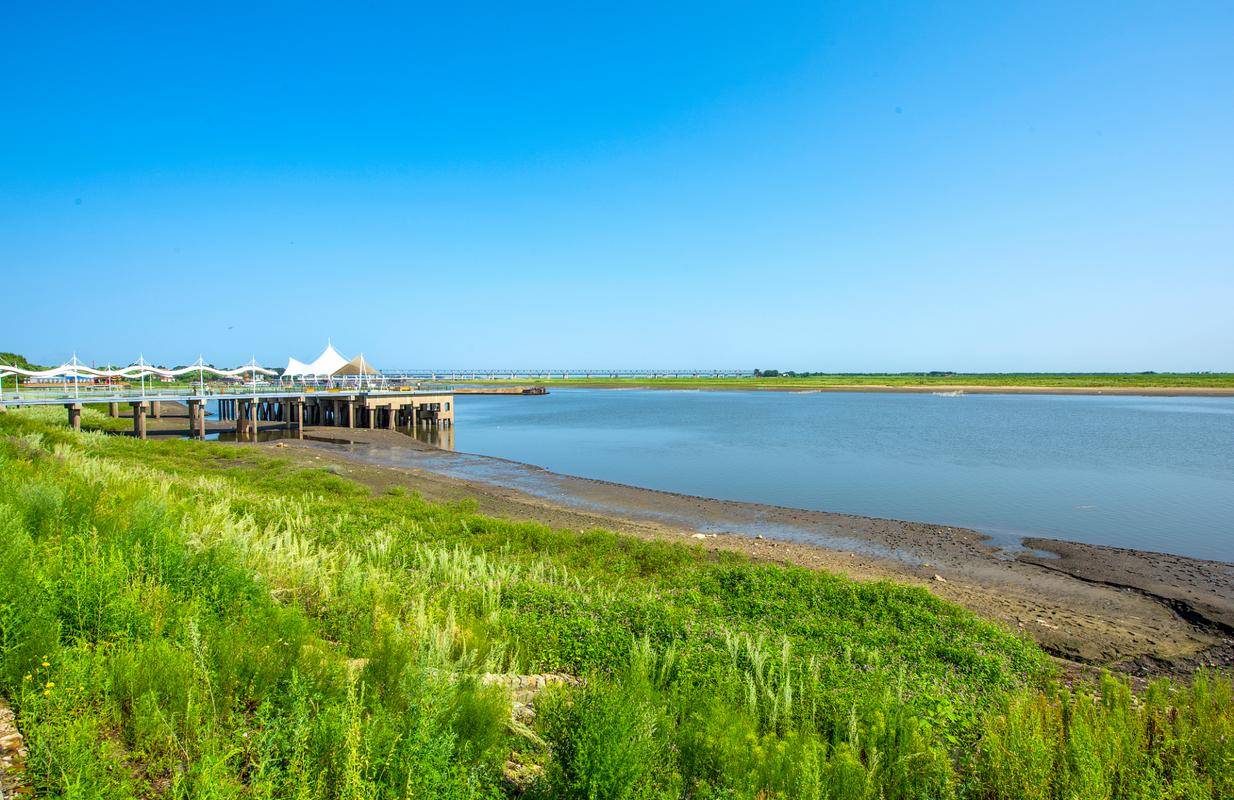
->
[[221, 424, 1234, 677]]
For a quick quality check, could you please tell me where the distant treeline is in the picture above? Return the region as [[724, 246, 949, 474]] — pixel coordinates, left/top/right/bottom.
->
[[0, 351, 46, 371]]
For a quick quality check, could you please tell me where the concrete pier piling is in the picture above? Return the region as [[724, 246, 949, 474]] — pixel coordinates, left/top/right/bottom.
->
[[188, 399, 206, 439], [66, 402, 82, 431], [131, 401, 148, 439], [291, 399, 303, 438], [305, 395, 433, 432]]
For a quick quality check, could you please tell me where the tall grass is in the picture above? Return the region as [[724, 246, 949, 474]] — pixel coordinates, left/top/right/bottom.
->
[[0, 410, 1230, 798]]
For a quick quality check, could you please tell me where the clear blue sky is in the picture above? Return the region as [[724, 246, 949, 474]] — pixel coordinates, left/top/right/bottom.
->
[[3, 2, 1231, 370]]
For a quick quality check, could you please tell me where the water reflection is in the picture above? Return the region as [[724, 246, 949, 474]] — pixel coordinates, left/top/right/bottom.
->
[[212, 429, 298, 443], [400, 425, 455, 450], [208, 425, 454, 450]]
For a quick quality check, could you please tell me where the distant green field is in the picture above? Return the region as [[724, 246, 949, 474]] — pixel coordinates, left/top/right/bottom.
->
[[496, 373, 1234, 391]]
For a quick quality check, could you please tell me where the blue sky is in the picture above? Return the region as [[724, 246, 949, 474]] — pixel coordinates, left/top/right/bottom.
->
[[3, 2, 1232, 370]]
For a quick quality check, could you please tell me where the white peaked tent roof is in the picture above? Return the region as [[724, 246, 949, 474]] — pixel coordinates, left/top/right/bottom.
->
[[299, 343, 350, 376], [282, 344, 372, 378]]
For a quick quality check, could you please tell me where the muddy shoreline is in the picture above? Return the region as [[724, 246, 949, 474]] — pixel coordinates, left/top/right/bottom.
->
[[238, 425, 1233, 677]]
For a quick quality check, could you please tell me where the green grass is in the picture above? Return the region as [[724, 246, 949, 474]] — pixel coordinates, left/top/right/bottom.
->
[[0, 409, 1230, 798], [486, 373, 1234, 391], [8, 404, 134, 433]]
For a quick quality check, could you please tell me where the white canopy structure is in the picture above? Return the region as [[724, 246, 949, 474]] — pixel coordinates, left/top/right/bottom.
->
[[0, 355, 276, 381], [283, 343, 351, 379], [280, 344, 382, 385]]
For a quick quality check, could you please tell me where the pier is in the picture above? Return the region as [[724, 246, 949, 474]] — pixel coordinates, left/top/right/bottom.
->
[[0, 388, 454, 440], [214, 390, 455, 439], [0, 350, 457, 440]]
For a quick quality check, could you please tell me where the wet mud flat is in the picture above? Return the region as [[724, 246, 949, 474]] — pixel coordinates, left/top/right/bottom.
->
[[249, 427, 1232, 676]]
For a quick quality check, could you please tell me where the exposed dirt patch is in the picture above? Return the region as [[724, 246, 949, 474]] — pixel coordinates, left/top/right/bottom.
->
[[0, 697, 29, 798]]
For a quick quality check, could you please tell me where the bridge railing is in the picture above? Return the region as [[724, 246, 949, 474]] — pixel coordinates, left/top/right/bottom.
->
[[379, 370, 755, 380]]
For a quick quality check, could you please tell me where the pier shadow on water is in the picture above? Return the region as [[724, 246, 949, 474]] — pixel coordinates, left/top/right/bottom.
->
[[209, 425, 455, 450]]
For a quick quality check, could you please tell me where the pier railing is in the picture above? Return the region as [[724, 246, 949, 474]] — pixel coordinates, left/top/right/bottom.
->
[[0, 382, 458, 407]]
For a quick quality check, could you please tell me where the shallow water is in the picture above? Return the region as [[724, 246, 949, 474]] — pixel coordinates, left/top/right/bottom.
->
[[445, 389, 1234, 562]]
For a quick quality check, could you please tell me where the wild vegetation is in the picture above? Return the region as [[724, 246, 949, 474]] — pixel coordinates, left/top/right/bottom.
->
[[503, 372, 1234, 391], [77, 405, 133, 433], [0, 407, 1230, 798]]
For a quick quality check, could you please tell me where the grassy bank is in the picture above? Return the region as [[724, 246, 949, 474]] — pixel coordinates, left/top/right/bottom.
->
[[488, 373, 1234, 392], [0, 408, 1230, 799]]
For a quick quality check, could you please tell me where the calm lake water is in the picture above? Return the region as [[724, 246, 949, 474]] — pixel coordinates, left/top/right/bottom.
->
[[450, 389, 1234, 562]]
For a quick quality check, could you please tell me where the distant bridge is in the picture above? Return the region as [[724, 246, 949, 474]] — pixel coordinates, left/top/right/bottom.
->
[[380, 369, 755, 380]]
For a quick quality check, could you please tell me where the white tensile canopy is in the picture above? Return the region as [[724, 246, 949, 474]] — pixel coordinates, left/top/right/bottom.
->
[[0, 355, 276, 380], [283, 344, 349, 378], [281, 344, 379, 380], [304, 343, 350, 376]]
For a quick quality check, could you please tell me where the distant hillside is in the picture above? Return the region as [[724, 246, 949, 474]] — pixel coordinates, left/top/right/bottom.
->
[[0, 351, 45, 371]]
